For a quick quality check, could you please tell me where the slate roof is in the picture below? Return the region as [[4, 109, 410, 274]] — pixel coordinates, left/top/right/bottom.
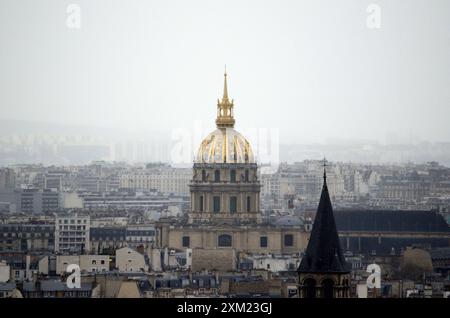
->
[[275, 216, 303, 226], [334, 210, 450, 233], [0, 282, 16, 292], [0, 224, 54, 233], [90, 227, 126, 239], [22, 280, 92, 292]]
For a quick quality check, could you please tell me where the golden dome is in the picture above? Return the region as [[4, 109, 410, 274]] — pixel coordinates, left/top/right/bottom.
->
[[196, 128, 254, 164], [196, 70, 254, 164]]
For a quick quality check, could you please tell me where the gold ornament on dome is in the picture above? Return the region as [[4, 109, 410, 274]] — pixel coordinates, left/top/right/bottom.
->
[[196, 69, 254, 164]]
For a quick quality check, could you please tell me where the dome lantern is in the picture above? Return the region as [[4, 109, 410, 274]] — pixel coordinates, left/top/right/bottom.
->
[[215, 67, 235, 129]]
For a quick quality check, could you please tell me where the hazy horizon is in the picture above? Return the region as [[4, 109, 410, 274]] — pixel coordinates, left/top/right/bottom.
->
[[1, 0, 449, 146]]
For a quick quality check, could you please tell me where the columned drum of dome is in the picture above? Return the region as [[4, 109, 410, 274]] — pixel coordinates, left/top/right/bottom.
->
[[188, 71, 261, 225]]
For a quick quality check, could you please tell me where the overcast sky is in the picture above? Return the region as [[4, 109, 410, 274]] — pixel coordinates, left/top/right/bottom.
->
[[0, 0, 449, 145]]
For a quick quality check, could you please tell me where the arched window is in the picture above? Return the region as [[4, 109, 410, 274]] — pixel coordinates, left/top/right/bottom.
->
[[322, 279, 335, 299], [218, 234, 232, 247], [303, 278, 316, 299]]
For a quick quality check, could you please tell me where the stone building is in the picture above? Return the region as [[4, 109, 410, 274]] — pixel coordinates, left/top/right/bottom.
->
[[0, 224, 54, 252], [54, 213, 90, 254], [0, 168, 15, 190], [119, 165, 191, 196], [115, 247, 147, 272], [157, 71, 307, 257]]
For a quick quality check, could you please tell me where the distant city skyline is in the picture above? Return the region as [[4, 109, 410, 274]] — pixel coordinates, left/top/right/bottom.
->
[[1, 0, 450, 146], [1, 117, 450, 167]]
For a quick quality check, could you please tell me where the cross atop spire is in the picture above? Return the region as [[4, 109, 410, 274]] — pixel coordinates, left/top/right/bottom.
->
[[323, 157, 327, 186]]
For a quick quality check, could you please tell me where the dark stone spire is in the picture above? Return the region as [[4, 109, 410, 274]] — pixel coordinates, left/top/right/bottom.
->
[[298, 161, 350, 273]]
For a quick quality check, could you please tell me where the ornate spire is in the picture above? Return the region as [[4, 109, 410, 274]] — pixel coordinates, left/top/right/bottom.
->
[[216, 67, 235, 129], [223, 65, 229, 101], [323, 157, 327, 186], [297, 157, 350, 274]]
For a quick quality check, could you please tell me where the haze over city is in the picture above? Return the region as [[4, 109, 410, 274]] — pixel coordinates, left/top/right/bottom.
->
[[1, 0, 449, 151], [1, 0, 450, 305]]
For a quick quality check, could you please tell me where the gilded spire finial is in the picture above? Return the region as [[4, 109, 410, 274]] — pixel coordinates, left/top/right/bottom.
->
[[216, 67, 235, 129], [223, 65, 229, 101]]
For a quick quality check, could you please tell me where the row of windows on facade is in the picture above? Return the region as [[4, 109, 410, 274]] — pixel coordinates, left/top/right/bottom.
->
[[24, 291, 92, 297], [20, 202, 58, 206], [58, 260, 107, 267], [58, 226, 87, 231], [2, 232, 51, 238], [0, 226, 53, 232], [58, 243, 85, 248], [90, 233, 156, 239], [181, 234, 294, 248], [124, 180, 189, 184], [0, 240, 54, 244], [58, 237, 155, 243], [201, 169, 251, 183], [58, 219, 88, 224], [198, 196, 252, 213], [58, 231, 86, 236], [59, 238, 85, 242], [91, 237, 154, 242]]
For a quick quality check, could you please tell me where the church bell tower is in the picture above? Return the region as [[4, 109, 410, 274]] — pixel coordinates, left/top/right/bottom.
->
[[297, 161, 351, 298]]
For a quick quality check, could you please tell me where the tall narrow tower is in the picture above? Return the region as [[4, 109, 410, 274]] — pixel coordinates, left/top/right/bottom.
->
[[297, 161, 351, 298], [188, 70, 261, 225]]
